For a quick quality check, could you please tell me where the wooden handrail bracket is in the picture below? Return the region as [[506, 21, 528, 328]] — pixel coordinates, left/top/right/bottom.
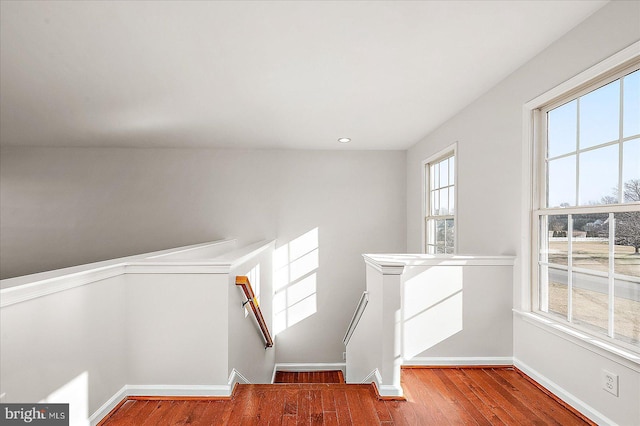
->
[[235, 275, 273, 348]]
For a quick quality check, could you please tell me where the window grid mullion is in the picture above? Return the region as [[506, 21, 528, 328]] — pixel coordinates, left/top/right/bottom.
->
[[618, 76, 625, 203], [567, 214, 573, 323], [546, 136, 637, 162], [575, 99, 580, 207], [608, 213, 615, 338]]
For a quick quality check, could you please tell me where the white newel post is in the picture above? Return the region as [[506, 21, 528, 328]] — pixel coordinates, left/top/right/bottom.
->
[[361, 255, 405, 397], [379, 263, 404, 397]]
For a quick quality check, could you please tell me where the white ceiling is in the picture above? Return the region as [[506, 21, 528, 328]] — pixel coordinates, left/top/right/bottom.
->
[[0, 1, 607, 150]]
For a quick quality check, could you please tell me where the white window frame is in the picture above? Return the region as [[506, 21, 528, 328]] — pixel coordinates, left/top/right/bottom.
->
[[520, 41, 640, 359], [422, 143, 458, 254]]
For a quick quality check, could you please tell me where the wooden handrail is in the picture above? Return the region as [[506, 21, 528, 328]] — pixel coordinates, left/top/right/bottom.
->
[[235, 276, 273, 348]]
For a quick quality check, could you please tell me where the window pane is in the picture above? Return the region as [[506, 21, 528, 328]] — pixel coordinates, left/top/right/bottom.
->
[[545, 215, 568, 266], [578, 145, 618, 206], [614, 276, 640, 344], [431, 190, 438, 216], [440, 158, 449, 188], [445, 218, 454, 249], [432, 163, 439, 190], [439, 188, 449, 215], [614, 211, 640, 277], [427, 219, 436, 245], [572, 271, 608, 335], [623, 70, 640, 138], [579, 80, 620, 149], [572, 213, 610, 274], [435, 219, 445, 245], [548, 100, 577, 158], [548, 155, 576, 207], [429, 164, 435, 191], [449, 157, 455, 185], [623, 139, 640, 200], [547, 267, 568, 317], [449, 187, 455, 215]]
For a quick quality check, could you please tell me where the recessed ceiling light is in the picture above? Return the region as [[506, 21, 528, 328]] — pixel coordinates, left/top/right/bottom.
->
[[338, 138, 351, 143]]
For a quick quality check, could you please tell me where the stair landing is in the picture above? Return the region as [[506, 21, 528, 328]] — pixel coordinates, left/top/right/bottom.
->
[[273, 370, 345, 384]]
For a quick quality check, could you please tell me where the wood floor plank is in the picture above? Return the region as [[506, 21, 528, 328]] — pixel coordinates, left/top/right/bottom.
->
[[366, 386, 392, 423], [296, 389, 311, 426], [450, 369, 517, 425], [122, 401, 161, 426], [283, 387, 298, 417], [274, 371, 344, 384], [384, 400, 413, 426], [320, 388, 336, 413], [163, 401, 191, 425], [332, 389, 352, 425], [400, 368, 447, 425], [139, 400, 177, 426], [445, 369, 505, 426], [309, 389, 324, 425], [344, 385, 379, 425], [177, 401, 211, 426], [226, 387, 252, 426], [432, 368, 493, 426], [262, 387, 285, 425], [494, 369, 586, 426], [100, 368, 594, 426], [464, 369, 545, 425], [322, 411, 338, 426]]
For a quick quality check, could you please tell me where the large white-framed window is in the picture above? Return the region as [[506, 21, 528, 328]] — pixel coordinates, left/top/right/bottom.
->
[[423, 144, 457, 254], [530, 56, 640, 351]]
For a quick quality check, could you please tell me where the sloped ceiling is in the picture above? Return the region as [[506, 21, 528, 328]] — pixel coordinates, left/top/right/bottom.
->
[[0, 1, 607, 150]]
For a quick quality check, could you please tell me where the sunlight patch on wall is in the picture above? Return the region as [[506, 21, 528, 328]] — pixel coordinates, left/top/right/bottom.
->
[[273, 228, 319, 335], [403, 266, 463, 359], [39, 371, 88, 426]]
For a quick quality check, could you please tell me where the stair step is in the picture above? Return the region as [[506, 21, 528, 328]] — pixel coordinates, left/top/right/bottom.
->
[[273, 370, 345, 384]]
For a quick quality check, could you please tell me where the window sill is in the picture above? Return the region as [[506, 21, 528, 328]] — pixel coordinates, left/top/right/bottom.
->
[[513, 309, 640, 372]]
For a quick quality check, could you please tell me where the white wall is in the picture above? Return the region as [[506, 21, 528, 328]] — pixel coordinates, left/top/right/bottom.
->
[[0, 275, 128, 422], [126, 273, 230, 386], [345, 265, 383, 384], [402, 263, 513, 361], [227, 245, 276, 383], [0, 147, 406, 365], [406, 1, 640, 424]]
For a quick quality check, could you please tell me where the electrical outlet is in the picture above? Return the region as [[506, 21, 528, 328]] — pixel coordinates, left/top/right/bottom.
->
[[602, 370, 618, 396], [343, 352, 347, 361]]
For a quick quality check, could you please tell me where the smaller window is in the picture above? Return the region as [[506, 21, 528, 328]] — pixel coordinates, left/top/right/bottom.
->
[[425, 150, 456, 254]]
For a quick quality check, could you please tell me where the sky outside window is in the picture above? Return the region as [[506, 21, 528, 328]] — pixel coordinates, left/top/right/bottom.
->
[[547, 70, 640, 207]]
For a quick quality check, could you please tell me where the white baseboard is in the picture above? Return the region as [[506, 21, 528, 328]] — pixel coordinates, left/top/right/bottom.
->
[[88, 383, 235, 425], [125, 384, 232, 397], [514, 358, 615, 426], [88, 386, 128, 426], [228, 368, 250, 387], [360, 369, 403, 398], [403, 356, 513, 366], [271, 363, 346, 383]]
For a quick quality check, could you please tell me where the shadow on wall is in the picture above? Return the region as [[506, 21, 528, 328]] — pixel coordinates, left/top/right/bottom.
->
[[402, 265, 464, 358], [273, 228, 319, 335]]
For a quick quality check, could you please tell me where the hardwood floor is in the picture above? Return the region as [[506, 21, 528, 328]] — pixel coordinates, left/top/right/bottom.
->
[[274, 370, 345, 384], [100, 368, 594, 425]]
